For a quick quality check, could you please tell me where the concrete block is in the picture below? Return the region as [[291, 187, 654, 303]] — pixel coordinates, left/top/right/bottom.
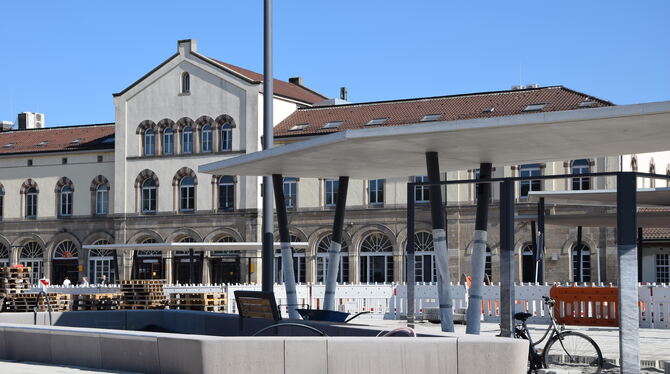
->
[[157, 335, 205, 374], [0, 326, 6, 359], [285, 338, 328, 374], [99, 333, 160, 373], [664, 360, 670, 374], [209, 337, 285, 374], [537, 369, 580, 374], [328, 337, 457, 374], [456, 336, 528, 374], [4, 327, 53, 363], [50, 329, 102, 369]]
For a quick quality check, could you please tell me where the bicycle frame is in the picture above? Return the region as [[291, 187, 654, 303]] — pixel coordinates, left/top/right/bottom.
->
[[515, 299, 562, 369]]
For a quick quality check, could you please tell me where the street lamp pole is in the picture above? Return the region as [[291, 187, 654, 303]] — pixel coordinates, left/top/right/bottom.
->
[[261, 0, 275, 292]]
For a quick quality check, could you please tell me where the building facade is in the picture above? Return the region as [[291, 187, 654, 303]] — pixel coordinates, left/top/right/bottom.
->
[[0, 39, 667, 286]]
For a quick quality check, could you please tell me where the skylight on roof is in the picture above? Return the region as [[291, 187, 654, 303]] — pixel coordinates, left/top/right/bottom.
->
[[578, 101, 595, 107], [36, 141, 48, 146], [420, 114, 443, 122], [3, 143, 14, 148], [482, 107, 495, 113], [70, 138, 84, 144], [322, 121, 344, 129], [522, 103, 547, 112], [366, 118, 389, 126], [289, 123, 309, 131], [102, 137, 115, 144]]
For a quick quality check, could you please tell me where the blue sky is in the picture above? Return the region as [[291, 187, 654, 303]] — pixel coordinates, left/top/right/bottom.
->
[[0, 1, 668, 127]]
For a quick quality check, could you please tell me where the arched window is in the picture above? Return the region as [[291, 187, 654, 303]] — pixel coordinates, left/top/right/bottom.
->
[[20, 241, 44, 284], [521, 244, 536, 283], [360, 232, 394, 283], [179, 176, 195, 212], [316, 234, 349, 283], [163, 128, 174, 155], [96, 184, 109, 215], [181, 72, 190, 94], [220, 123, 232, 151], [572, 243, 591, 282], [89, 239, 116, 284], [0, 243, 8, 267], [274, 234, 305, 284], [407, 231, 436, 282], [572, 159, 591, 190], [26, 187, 38, 218], [144, 129, 155, 156], [142, 179, 157, 214], [182, 126, 193, 154], [520, 164, 542, 198], [60, 185, 73, 217], [201, 125, 212, 153], [218, 176, 235, 211], [134, 237, 163, 280], [210, 235, 243, 284]]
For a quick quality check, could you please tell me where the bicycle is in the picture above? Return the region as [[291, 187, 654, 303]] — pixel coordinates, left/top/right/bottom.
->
[[514, 296, 604, 374]]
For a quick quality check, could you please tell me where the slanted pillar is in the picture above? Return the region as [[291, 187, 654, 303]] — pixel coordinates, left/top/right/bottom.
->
[[617, 172, 640, 374], [466, 162, 492, 334], [323, 176, 349, 311], [406, 185, 416, 327], [499, 180, 515, 337], [425, 151, 454, 332], [272, 174, 300, 319], [536, 197, 545, 283]]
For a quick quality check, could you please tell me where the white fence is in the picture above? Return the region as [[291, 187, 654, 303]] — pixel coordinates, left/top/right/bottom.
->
[[29, 282, 670, 328]]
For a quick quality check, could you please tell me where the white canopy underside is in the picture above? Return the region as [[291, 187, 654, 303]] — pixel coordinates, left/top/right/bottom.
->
[[528, 188, 670, 207], [200, 101, 670, 179], [82, 242, 308, 252]]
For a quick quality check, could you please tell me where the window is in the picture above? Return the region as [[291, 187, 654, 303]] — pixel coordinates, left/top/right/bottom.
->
[[220, 124, 232, 151], [578, 100, 595, 108], [89, 240, 116, 284], [0, 243, 8, 267], [572, 243, 591, 282], [520, 164, 542, 198], [368, 179, 384, 205], [158, 128, 171, 155], [420, 114, 442, 122], [144, 129, 155, 156], [27, 159, 33, 167], [62, 158, 67, 164], [26, 187, 37, 218], [572, 159, 591, 191], [218, 176, 235, 211], [316, 235, 349, 283], [141, 179, 157, 214], [274, 235, 305, 283], [325, 179, 339, 207], [96, 184, 109, 215], [283, 177, 297, 208], [288, 123, 309, 131], [482, 107, 495, 113], [410, 232, 436, 282], [322, 121, 344, 129], [521, 244, 536, 283], [414, 175, 430, 203], [179, 176, 195, 212], [97, 155, 103, 163], [201, 125, 212, 152], [366, 118, 388, 126], [181, 72, 190, 94], [182, 126, 193, 154], [656, 254, 669, 283], [360, 232, 394, 283], [522, 103, 547, 112], [60, 185, 73, 216], [20, 242, 44, 284]]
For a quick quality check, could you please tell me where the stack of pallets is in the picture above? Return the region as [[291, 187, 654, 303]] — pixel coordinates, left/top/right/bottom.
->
[[168, 292, 227, 312], [120, 280, 166, 310], [3, 293, 71, 312], [0, 267, 32, 298], [71, 293, 122, 311]]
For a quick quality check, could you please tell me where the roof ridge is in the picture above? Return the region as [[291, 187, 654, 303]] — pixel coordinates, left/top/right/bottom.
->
[[1, 123, 115, 133]]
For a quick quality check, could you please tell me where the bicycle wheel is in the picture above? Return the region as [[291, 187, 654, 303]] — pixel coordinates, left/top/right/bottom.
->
[[543, 331, 603, 374]]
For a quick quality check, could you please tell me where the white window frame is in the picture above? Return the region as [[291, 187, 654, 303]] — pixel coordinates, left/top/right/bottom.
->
[[182, 126, 193, 154], [201, 125, 212, 152], [163, 128, 174, 155], [96, 184, 109, 215], [60, 186, 73, 217], [144, 129, 155, 156], [220, 124, 232, 151], [141, 179, 157, 214], [368, 179, 385, 206], [179, 177, 195, 212], [325, 179, 338, 207], [283, 177, 297, 209], [414, 175, 430, 203], [519, 164, 542, 199]]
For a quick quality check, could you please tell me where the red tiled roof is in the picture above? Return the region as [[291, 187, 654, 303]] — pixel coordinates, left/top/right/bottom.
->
[[0, 124, 115, 155], [274, 86, 613, 138], [210, 59, 328, 105], [643, 227, 670, 240]]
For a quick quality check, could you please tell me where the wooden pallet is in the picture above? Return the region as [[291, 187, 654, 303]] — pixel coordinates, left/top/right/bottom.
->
[[72, 293, 122, 311], [3, 293, 70, 312], [168, 292, 227, 312], [120, 280, 166, 310]]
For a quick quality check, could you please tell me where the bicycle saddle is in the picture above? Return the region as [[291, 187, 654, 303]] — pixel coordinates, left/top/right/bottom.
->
[[514, 312, 532, 321]]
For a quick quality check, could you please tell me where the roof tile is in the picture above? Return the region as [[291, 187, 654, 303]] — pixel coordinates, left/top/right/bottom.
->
[[0, 124, 115, 155]]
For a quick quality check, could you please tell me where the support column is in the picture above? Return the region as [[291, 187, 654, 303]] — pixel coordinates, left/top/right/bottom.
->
[[323, 176, 349, 311], [272, 174, 300, 319], [577, 226, 583, 283], [637, 227, 643, 282], [261, 0, 274, 293], [425, 151, 454, 332], [466, 163, 492, 334], [617, 172, 640, 374], [499, 180, 515, 337], [189, 248, 195, 284], [536, 197, 545, 283], [406, 185, 416, 327]]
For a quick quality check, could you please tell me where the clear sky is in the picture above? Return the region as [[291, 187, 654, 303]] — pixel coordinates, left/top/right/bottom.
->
[[0, 1, 668, 127]]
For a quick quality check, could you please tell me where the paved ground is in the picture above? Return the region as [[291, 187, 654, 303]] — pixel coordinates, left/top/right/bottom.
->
[[0, 361, 139, 374]]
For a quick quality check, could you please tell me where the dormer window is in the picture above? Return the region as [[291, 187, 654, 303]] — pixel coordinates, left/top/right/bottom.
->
[[322, 121, 344, 129], [181, 72, 190, 94], [522, 103, 547, 112], [578, 100, 595, 108], [36, 141, 48, 146], [70, 138, 84, 144], [420, 114, 442, 122], [289, 124, 309, 131], [366, 118, 388, 126]]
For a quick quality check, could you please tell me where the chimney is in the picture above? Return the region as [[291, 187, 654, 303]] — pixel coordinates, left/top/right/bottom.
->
[[177, 39, 197, 55], [340, 87, 348, 101], [289, 77, 304, 86]]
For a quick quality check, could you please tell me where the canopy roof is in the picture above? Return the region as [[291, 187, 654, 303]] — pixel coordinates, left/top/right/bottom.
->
[[200, 101, 670, 179], [83, 242, 308, 252], [528, 187, 670, 207]]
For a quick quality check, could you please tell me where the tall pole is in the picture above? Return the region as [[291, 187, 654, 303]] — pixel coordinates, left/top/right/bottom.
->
[[499, 180, 515, 338], [425, 151, 454, 332], [406, 185, 416, 328], [272, 174, 300, 319], [465, 162, 492, 334], [536, 197, 545, 283], [616, 172, 640, 374], [261, 0, 274, 292], [323, 176, 349, 311], [577, 226, 583, 283]]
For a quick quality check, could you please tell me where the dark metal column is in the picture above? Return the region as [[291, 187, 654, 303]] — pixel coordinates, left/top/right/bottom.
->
[[637, 227, 643, 282], [261, 0, 275, 293], [406, 185, 416, 328], [189, 248, 195, 284], [536, 197, 545, 283], [466, 162, 492, 334], [425, 152, 454, 332], [576, 226, 583, 283], [617, 172, 640, 373], [323, 176, 349, 311], [499, 180, 515, 337], [272, 174, 300, 319]]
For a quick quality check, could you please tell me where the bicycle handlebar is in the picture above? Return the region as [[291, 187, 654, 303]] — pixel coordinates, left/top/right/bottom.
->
[[542, 296, 555, 306]]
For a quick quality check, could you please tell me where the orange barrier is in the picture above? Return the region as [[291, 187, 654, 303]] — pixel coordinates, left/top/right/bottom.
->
[[549, 285, 619, 327]]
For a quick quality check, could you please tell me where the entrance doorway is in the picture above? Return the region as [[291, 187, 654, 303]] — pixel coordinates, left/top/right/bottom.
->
[[210, 255, 241, 284], [173, 251, 203, 284], [134, 251, 164, 280], [522, 244, 536, 283], [52, 240, 79, 284]]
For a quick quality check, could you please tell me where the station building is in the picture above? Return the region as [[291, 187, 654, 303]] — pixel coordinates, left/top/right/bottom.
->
[[0, 39, 667, 286]]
